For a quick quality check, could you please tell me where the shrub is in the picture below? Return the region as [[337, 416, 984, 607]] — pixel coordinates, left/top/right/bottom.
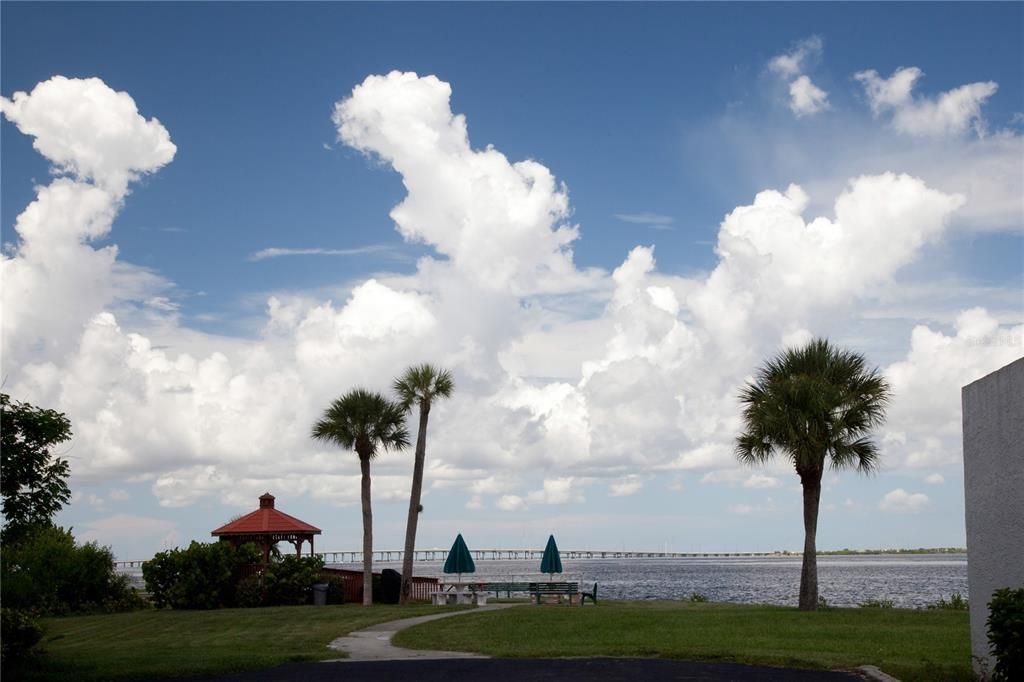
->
[[263, 555, 324, 606], [859, 598, 895, 609], [927, 593, 968, 611], [687, 592, 708, 603], [987, 587, 1024, 681], [817, 595, 831, 610], [143, 541, 261, 609], [234, 575, 265, 608], [1, 608, 43, 663], [0, 526, 139, 615], [324, 575, 346, 605]]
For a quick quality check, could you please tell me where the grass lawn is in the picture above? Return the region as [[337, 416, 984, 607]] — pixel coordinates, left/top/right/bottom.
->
[[395, 601, 972, 681], [14, 603, 455, 681]]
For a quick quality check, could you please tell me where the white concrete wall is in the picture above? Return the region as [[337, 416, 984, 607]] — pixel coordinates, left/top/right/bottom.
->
[[962, 356, 1024, 678]]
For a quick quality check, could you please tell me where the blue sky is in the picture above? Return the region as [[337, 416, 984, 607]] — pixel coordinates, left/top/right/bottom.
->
[[2, 2, 1022, 560]]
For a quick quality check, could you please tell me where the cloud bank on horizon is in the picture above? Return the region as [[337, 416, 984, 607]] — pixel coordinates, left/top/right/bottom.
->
[[2, 47, 1021, 556]]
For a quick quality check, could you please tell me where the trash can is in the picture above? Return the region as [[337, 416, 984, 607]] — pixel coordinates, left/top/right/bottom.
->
[[312, 583, 329, 606], [379, 569, 402, 604]]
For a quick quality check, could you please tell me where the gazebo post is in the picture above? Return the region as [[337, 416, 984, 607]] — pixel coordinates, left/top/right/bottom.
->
[[295, 538, 302, 557]]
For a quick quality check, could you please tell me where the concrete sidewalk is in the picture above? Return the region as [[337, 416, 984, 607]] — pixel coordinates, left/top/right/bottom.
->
[[325, 603, 519, 661]]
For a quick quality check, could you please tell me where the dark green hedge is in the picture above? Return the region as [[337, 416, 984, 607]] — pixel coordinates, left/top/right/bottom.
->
[[988, 587, 1024, 681], [143, 542, 329, 609], [143, 541, 261, 609], [1, 525, 142, 615]]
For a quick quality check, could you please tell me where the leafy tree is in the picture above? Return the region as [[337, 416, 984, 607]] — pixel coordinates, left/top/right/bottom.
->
[[1, 525, 141, 614], [1, 394, 72, 543], [736, 339, 890, 611], [393, 364, 454, 605], [312, 389, 409, 605]]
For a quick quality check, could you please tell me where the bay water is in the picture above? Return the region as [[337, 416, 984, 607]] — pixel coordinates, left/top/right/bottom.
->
[[330, 553, 968, 608], [119, 553, 967, 608]]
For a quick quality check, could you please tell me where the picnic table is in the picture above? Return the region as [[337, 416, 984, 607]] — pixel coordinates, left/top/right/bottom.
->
[[430, 582, 488, 606], [430, 580, 598, 605]]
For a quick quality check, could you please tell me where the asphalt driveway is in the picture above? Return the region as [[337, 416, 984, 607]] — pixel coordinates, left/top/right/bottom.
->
[[178, 657, 867, 681]]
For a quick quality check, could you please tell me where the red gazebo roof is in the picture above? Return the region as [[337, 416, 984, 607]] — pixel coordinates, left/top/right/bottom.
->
[[211, 493, 321, 537]]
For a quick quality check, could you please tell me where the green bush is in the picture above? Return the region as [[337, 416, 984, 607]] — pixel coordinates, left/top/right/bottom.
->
[[1, 608, 43, 663], [0, 526, 139, 615], [143, 541, 261, 609], [324, 575, 346, 605], [263, 555, 324, 606], [859, 598, 895, 609], [234, 575, 265, 608], [687, 592, 708, 603], [927, 593, 968, 610], [987, 587, 1024, 681]]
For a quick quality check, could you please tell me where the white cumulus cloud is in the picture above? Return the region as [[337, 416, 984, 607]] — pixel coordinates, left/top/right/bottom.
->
[[333, 70, 598, 296], [2, 71, 1017, 550], [879, 488, 930, 513], [769, 36, 829, 117], [789, 75, 830, 117], [1, 77, 176, 370], [855, 67, 998, 137]]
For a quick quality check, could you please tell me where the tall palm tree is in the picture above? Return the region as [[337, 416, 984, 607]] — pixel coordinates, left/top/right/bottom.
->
[[736, 338, 890, 611], [312, 389, 409, 606], [394, 364, 454, 605]]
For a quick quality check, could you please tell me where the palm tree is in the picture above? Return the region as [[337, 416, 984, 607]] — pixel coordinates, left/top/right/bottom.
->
[[312, 389, 409, 606], [736, 338, 890, 611], [394, 364, 454, 605]]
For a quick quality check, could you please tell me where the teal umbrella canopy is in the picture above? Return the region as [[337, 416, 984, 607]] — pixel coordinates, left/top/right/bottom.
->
[[443, 533, 476, 577], [540, 534, 563, 576]]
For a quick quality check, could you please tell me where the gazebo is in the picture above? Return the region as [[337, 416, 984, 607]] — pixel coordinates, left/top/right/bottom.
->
[[211, 493, 321, 564]]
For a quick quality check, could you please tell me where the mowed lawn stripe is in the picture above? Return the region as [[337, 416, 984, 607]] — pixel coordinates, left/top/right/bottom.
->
[[23, 604, 458, 681], [393, 601, 971, 681]]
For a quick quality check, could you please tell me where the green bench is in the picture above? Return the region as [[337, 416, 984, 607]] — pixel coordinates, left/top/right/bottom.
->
[[470, 582, 532, 599], [528, 581, 599, 605]]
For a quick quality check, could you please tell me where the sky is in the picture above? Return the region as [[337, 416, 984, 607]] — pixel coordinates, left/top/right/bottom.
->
[[2, 2, 1022, 560]]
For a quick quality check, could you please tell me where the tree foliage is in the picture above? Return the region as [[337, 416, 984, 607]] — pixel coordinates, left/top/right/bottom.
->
[[311, 389, 409, 461], [393, 364, 454, 413], [736, 339, 890, 475], [1, 394, 72, 543], [736, 339, 890, 610], [143, 541, 261, 610], [988, 587, 1024, 681], [0, 525, 143, 615]]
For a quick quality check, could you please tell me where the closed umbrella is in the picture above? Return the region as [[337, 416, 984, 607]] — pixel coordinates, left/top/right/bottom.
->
[[540, 534, 563, 580], [443, 533, 476, 584]]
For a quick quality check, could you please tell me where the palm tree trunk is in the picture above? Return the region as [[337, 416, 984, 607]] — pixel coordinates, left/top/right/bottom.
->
[[399, 403, 430, 605], [798, 469, 822, 611], [360, 455, 373, 606]]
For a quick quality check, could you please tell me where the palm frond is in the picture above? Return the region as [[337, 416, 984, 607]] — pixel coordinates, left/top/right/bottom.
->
[[311, 388, 409, 459], [393, 363, 455, 411], [735, 337, 891, 476]]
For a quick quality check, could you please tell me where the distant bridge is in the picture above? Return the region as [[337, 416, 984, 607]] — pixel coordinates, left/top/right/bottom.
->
[[114, 549, 789, 569], [313, 549, 787, 563]]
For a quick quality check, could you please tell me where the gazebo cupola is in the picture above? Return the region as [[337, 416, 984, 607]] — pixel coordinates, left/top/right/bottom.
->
[[211, 493, 321, 564]]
